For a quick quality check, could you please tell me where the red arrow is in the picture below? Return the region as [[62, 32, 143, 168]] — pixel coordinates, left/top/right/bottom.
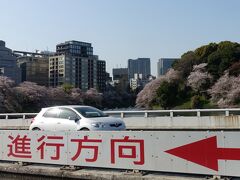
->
[[165, 136, 240, 171]]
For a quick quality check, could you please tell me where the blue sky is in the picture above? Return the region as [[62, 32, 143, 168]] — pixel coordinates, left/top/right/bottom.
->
[[1, 0, 240, 76]]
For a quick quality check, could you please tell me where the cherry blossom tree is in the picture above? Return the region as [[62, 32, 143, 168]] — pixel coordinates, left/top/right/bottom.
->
[[84, 88, 103, 108], [136, 68, 181, 108], [187, 63, 212, 92], [0, 76, 21, 112], [14, 81, 48, 112], [165, 68, 182, 83], [70, 88, 84, 105], [46, 87, 70, 106], [208, 72, 240, 107], [0, 76, 15, 88], [136, 77, 165, 108]]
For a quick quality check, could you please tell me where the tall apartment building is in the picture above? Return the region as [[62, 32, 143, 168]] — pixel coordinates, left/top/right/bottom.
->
[[0, 40, 21, 83], [56, 40, 93, 57], [49, 41, 106, 92], [16, 51, 50, 86], [128, 58, 151, 80], [97, 59, 106, 92], [157, 58, 179, 77]]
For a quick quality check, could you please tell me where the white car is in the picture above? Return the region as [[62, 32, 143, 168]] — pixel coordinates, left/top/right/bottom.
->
[[29, 105, 126, 131]]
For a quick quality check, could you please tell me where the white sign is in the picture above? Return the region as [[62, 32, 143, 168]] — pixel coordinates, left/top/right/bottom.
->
[[1, 130, 240, 177]]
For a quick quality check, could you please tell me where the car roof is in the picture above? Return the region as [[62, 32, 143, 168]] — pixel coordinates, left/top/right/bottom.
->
[[42, 105, 94, 109]]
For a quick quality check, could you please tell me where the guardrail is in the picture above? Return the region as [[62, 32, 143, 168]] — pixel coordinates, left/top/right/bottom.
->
[[105, 108, 240, 118], [0, 113, 36, 130], [1, 108, 240, 120], [0, 113, 37, 119], [1, 109, 240, 130]]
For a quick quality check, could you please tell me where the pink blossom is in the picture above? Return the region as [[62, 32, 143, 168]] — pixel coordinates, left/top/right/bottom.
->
[[208, 73, 240, 107], [187, 63, 212, 92], [136, 68, 181, 108]]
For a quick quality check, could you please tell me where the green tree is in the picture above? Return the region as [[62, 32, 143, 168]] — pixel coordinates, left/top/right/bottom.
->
[[194, 43, 218, 63], [172, 51, 199, 78], [156, 81, 178, 109], [207, 41, 240, 79], [190, 95, 206, 109], [62, 83, 74, 94]]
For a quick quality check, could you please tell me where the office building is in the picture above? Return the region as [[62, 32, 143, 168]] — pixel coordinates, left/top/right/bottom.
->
[[105, 72, 112, 82], [0, 40, 21, 83], [113, 68, 128, 81], [128, 58, 151, 80], [16, 51, 50, 86], [157, 58, 179, 77], [49, 40, 106, 92], [112, 68, 128, 92]]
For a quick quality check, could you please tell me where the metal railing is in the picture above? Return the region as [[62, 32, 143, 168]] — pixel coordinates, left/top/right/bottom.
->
[[0, 113, 37, 120], [0, 108, 239, 120], [104, 108, 240, 118]]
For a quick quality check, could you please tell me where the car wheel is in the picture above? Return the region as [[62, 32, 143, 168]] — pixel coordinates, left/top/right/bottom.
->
[[80, 128, 90, 131], [32, 127, 41, 131]]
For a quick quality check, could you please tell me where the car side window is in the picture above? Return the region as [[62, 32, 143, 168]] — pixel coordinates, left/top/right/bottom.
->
[[59, 108, 80, 120], [43, 108, 59, 118]]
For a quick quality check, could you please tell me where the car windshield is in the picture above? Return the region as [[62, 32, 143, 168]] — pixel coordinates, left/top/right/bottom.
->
[[74, 107, 108, 118]]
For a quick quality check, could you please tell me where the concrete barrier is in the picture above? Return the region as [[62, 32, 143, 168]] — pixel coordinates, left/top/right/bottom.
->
[[124, 115, 240, 129]]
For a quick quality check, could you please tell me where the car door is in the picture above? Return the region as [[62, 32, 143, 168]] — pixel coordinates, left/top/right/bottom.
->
[[57, 108, 80, 131], [41, 108, 60, 131]]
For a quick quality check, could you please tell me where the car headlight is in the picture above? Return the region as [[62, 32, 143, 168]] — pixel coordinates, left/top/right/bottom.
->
[[91, 123, 103, 128]]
